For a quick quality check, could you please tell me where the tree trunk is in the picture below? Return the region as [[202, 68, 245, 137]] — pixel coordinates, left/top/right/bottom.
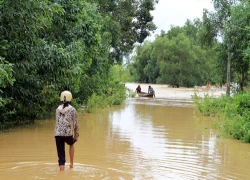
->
[[226, 46, 231, 96], [240, 71, 244, 92]]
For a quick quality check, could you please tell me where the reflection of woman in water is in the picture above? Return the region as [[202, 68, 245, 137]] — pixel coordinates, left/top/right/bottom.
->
[[136, 85, 141, 93], [148, 86, 155, 97]]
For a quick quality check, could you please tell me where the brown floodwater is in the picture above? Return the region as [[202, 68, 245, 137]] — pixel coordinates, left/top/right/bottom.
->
[[0, 83, 250, 180]]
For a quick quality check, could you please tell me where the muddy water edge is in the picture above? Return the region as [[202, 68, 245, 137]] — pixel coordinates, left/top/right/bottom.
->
[[0, 83, 250, 180]]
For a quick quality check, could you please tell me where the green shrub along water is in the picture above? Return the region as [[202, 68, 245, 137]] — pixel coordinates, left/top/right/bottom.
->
[[86, 82, 127, 113], [85, 64, 131, 113], [193, 92, 250, 143]]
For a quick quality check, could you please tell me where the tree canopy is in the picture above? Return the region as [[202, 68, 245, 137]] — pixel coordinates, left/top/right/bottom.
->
[[0, 0, 156, 129], [129, 20, 222, 87], [91, 0, 158, 63]]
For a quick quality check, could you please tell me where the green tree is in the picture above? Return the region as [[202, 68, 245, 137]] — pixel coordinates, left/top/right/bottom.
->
[[0, 0, 112, 127], [91, 0, 158, 63], [154, 33, 209, 87], [0, 40, 14, 88], [109, 64, 132, 83], [130, 22, 221, 87], [131, 42, 153, 83], [0, 40, 15, 128], [202, 0, 243, 95], [0, 0, 61, 122], [230, 0, 250, 90]]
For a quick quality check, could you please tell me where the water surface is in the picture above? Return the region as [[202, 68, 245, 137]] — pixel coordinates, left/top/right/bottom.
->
[[0, 84, 249, 180]]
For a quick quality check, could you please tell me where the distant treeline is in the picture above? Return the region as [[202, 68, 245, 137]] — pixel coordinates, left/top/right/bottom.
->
[[128, 0, 250, 92]]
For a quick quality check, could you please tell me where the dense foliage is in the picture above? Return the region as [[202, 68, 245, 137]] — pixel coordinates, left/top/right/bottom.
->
[[91, 0, 158, 63], [129, 21, 222, 87], [0, 40, 15, 129], [0, 0, 156, 130]]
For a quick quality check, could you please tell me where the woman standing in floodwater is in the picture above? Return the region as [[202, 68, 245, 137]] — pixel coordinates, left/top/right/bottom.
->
[[54, 90, 79, 171]]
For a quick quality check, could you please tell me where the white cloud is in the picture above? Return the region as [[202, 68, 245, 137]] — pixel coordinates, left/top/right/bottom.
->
[[148, 0, 214, 40]]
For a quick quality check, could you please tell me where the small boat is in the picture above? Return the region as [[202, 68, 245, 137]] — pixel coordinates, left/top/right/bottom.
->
[[138, 92, 154, 97]]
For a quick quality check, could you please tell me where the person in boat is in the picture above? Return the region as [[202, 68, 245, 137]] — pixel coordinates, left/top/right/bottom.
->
[[54, 90, 79, 171], [148, 85, 155, 97], [136, 85, 141, 94]]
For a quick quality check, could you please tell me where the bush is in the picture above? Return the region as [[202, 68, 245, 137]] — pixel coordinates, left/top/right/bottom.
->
[[86, 82, 126, 113], [193, 91, 250, 143], [192, 93, 230, 116]]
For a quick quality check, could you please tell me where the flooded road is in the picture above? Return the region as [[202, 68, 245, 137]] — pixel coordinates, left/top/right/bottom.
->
[[0, 83, 250, 180]]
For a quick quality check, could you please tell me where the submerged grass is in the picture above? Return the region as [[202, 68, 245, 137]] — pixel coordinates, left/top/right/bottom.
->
[[192, 91, 250, 143]]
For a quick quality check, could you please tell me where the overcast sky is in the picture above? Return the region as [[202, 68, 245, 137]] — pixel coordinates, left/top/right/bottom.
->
[[148, 0, 214, 40]]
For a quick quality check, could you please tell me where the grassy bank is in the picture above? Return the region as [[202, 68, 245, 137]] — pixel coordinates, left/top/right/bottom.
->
[[192, 91, 250, 143]]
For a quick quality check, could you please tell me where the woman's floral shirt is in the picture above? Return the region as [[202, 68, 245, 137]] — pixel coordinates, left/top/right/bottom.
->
[[54, 104, 79, 138]]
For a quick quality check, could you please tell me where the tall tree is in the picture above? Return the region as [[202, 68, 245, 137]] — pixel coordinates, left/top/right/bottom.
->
[[131, 42, 153, 82], [230, 0, 250, 90], [203, 0, 241, 95], [91, 0, 158, 63]]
